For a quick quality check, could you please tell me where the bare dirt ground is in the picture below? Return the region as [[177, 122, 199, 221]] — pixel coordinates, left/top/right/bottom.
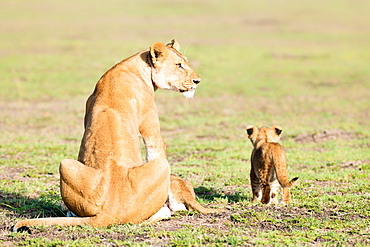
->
[[294, 129, 360, 143]]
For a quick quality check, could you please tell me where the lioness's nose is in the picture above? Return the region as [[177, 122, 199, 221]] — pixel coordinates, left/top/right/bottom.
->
[[193, 79, 201, 84]]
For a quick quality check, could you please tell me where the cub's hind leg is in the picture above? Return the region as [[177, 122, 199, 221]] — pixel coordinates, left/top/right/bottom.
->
[[281, 177, 298, 204], [282, 187, 292, 204], [268, 179, 281, 205], [261, 184, 271, 204], [257, 167, 272, 205], [250, 168, 262, 203]]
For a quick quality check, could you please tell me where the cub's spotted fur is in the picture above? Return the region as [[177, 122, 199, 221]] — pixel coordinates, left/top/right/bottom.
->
[[246, 125, 298, 204]]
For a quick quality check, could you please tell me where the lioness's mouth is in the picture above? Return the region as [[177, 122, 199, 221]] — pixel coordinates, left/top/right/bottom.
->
[[181, 89, 196, 99], [179, 89, 187, 93]]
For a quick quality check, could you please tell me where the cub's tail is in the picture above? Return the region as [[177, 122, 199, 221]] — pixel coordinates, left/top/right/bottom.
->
[[276, 170, 299, 188], [286, 177, 299, 187], [270, 145, 298, 188], [13, 217, 92, 233]]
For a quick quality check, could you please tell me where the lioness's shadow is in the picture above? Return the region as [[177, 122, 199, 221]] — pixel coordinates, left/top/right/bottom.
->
[[194, 186, 249, 203], [2, 185, 246, 231], [0, 191, 64, 232], [0, 191, 64, 218]]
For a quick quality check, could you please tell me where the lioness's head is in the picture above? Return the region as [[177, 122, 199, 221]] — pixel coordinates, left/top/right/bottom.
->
[[149, 39, 201, 99], [246, 125, 283, 147]]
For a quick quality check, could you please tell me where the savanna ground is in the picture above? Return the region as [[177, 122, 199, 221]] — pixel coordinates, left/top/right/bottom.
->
[[1, 0, 369, 246]]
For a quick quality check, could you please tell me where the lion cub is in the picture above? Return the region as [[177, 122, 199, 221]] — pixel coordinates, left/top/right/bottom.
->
[[246, 125, 298, 205]]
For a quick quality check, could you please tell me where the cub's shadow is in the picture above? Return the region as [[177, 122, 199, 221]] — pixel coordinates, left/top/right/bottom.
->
[[194, 186, 249, 203]]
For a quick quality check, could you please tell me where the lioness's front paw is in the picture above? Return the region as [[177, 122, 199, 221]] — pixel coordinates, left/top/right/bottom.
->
[[169, 203, 187, 212], [144, 206, 172, 224]]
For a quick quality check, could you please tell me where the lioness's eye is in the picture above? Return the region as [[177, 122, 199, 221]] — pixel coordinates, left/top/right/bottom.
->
[[176, 63, 183, 69]]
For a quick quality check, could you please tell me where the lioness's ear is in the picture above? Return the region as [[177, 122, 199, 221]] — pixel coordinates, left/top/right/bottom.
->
[[167, 39, 181, 52], [150, 42, 168, 67], [246, 125, 256, 137], [273, 125, 283, 136]]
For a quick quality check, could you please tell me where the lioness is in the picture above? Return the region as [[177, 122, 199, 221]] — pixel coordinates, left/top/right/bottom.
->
[[14, 40, 218, 231], [246, 125, 298, 204]]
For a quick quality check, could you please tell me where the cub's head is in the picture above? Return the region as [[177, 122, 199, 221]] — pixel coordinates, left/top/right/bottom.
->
[[149, 39, 201, 99], [246, 125, 283, 147]]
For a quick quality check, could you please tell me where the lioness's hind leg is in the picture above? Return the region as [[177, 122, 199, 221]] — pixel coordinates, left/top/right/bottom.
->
[[126, 158, 170, 221], [59, 159, 105, 217]]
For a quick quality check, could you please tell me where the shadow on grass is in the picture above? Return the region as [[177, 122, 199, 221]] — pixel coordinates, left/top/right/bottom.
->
[[1, 185, 245, 230], [0, 191, 65, 219], [195, 186, 249, 203]]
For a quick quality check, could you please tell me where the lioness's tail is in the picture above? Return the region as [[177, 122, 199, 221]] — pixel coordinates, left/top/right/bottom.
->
[[180, 182, 223, 214], [185, 197, 223, 214], [170, 174, 222, 214], [13, 217, 92, 232]]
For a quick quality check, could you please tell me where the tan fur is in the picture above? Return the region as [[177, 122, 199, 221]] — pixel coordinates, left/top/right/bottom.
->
[[246, 125, 298, 205], [169, 174, 222, 214], [13, 39, 203, 232]]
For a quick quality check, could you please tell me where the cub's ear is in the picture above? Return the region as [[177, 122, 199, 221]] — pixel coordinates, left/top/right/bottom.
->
[[273, 125, 283, 135], [246, 125, 256, 137], [150, 42, 168, 67], [167, 39, 181, 51]]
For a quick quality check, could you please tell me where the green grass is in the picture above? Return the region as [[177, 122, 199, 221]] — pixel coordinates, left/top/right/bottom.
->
[[1, 0, 370, 246]]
